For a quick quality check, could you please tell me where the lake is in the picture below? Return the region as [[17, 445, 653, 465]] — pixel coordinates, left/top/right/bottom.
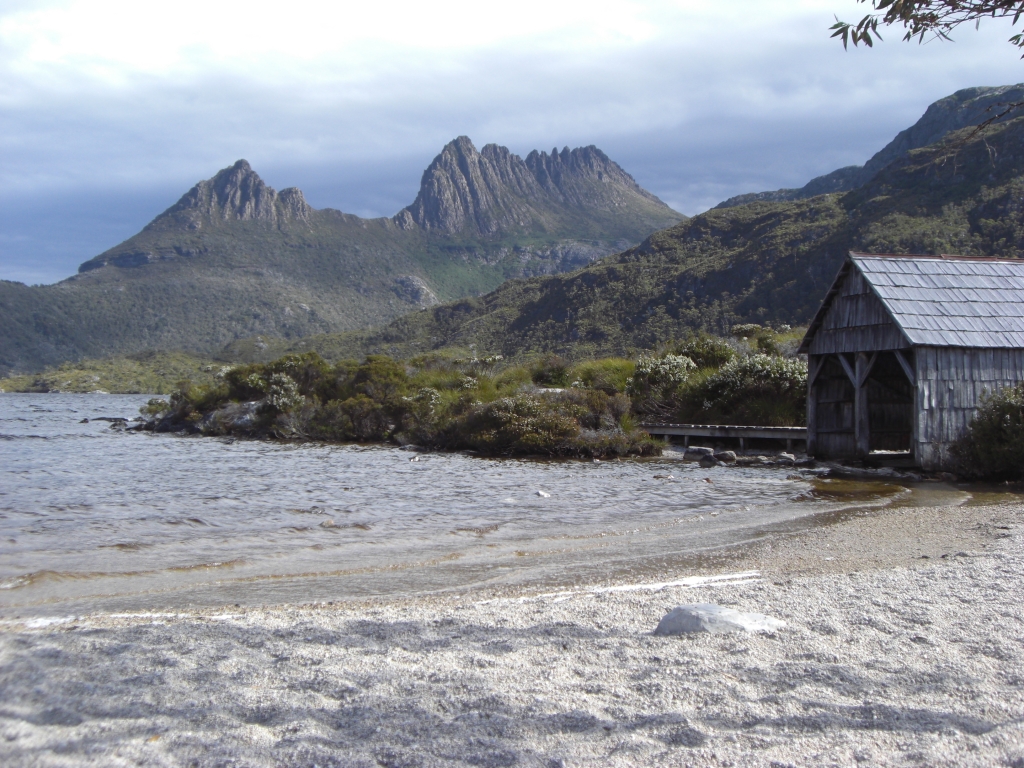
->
[[0, 393, 936, 617]]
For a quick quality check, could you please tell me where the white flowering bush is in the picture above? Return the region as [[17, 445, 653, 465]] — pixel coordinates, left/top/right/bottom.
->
[[262, 373, 305, 413], [627, 354, 696, 414], [684, 354, 807, 425]]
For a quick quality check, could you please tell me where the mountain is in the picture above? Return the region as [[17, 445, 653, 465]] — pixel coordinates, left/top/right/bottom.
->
[[716, 84, 1024, 208], [228, 98, 1024, 364], [0, 139, 682, 375]]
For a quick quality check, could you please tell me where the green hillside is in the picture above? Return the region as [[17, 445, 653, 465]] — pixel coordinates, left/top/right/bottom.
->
[[0, 140, 683, 376], [234, 114, 1024, 364]]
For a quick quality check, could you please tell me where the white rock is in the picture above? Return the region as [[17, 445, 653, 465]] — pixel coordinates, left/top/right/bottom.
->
[[654, 604, 785, 635], [536, 490, 551, 498]]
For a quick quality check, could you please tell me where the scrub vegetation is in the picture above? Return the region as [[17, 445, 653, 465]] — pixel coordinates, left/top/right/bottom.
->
[[953, 383, 1024, 480], [0, 351, 222, 394], [144, 326, 807, 457]]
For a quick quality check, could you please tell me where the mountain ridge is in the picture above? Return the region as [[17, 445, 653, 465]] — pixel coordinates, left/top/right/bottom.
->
[[226, 102, 1024, 365], [0, 139, 683, 375], [716, 84, 1024, 209]]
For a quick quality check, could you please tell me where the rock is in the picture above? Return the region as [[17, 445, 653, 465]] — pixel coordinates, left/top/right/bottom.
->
[[713, 451, 736, 463], [79, 418, 89, 423], [320, 519, 336, 528], [536, 490, 551, 498], [778, 452, 796, 464], [699, 455, 719, 468], [199, 401, 259, 435], [652, 474, 674, 480], [685, 446, 714, 457], [409, 455, 420, 462], [654, 604, 786, 635]]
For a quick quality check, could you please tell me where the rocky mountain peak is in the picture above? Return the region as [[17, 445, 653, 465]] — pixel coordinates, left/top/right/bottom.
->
[[398, 137, 678, 236], [146, 160, 313, 231]]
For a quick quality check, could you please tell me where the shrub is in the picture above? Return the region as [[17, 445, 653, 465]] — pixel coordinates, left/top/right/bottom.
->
[[568, 358, 635, 394], [531, 354, 570, 387], [952, 383, 1024, 480], [669, 334, 736, 369], [730, 323, 766, 339], [679, 354, 807, 426], [627, 354, 696, 415]]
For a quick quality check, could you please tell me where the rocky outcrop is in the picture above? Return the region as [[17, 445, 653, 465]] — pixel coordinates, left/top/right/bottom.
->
[[157, 160, 314, 228], [399, 137, 679, 236], [716, 83, 1024, 209], [391, 275, 439, 307]]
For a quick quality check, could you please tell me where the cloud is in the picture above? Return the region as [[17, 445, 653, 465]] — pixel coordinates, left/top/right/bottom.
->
[[1, 0, 1022, 282]]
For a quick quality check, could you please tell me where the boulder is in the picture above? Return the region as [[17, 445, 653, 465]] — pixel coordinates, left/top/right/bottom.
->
[[654, 604, 786, 635], [698, 455, 719, 468], [778, 452, 796, 464], [714, 451, 737, 463], [685, 446, 714, 458]]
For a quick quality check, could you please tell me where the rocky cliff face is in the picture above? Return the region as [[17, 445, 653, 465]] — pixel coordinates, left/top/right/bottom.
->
[[716, 84, 1024, 209], [157, 159, 314, 229], [79, 161, 315, 272], [399, 137, 676, 236]]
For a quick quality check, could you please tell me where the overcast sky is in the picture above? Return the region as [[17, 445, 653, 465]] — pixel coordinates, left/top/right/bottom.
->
[[1, 0, 1021, 284]]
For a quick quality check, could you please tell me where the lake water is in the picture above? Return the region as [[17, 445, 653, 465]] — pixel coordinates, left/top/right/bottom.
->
[[0, 394, 953, 618]]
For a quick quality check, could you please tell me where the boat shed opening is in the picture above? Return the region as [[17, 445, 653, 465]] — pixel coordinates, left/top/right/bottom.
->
[[799, 252, 1024, 470]]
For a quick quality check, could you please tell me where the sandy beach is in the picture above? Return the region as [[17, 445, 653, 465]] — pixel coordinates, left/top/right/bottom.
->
[[2, 497, 1023, 767]]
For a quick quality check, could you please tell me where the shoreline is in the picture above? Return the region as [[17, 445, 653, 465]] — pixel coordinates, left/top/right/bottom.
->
[[2, 499, 1023, 766]]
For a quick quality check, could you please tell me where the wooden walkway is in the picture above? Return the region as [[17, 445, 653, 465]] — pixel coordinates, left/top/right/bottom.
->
[[639, 423, 807, 450]]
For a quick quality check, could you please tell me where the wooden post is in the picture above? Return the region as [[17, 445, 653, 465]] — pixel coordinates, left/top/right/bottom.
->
[[684, 435, 689, 448], [806, 354, 819, 456], [855, 352, 871, 457]]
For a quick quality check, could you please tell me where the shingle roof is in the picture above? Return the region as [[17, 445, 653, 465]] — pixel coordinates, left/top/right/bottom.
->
[[800, 253, 1024, 351]]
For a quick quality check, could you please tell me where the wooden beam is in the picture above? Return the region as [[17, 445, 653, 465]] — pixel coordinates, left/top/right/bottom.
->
[[837, 353, 857, 386], [855, 352, 871, 457], [807, 355, 824, 388], [858, 352, 878, 387], [894, 349, 915, 384]]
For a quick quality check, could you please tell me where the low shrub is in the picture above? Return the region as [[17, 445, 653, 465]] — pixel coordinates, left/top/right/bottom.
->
[[627, 354, 696, 416], [531, 354, 571, 387], [568, 358, 634, 394], [677, 354, 807, 426], [668, 334, 736, 369], [145, 351, 658, 458], [952, 383, 1024, 480]]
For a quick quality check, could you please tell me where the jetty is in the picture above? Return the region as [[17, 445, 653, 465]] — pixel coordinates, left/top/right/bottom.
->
[[640, 423, 807, 451]]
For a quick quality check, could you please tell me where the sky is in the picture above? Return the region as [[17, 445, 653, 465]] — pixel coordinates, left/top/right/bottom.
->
[[1, 0, 1022, 285]]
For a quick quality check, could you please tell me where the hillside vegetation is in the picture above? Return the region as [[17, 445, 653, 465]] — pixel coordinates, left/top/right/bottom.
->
[[233, 111, 1024, 364], [0, 140, 682, 376], [142, 326, 805, 457], [0, 351, 223, 394]]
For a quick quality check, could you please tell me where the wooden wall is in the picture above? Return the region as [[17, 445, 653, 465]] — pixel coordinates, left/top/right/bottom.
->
[[916, 346, 1024, 470], [808, 268, 909, 355], [809, 354, 856, 458]]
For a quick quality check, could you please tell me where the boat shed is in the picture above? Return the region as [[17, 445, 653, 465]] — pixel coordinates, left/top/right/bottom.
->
[[798, 253, 1024, 470]]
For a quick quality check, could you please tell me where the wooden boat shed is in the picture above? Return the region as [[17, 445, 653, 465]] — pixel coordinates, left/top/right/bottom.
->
[[799, 253, 1024, 469]]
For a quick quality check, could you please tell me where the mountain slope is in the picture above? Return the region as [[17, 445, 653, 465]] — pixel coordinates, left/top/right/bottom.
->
[[716, 84, 1024, 208], [0, 140, 682, 375], [239, 111, 1024, 364]]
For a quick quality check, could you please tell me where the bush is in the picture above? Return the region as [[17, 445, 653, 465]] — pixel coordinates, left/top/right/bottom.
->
[[678, 354, 807, 426], [145, 351, 659, 458], [568, 358, 634, 394], [669, 334, 736, 369], [953, 383, 1024, 479], [627, 354, 696, 415], [531, 354, 570, 387]]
